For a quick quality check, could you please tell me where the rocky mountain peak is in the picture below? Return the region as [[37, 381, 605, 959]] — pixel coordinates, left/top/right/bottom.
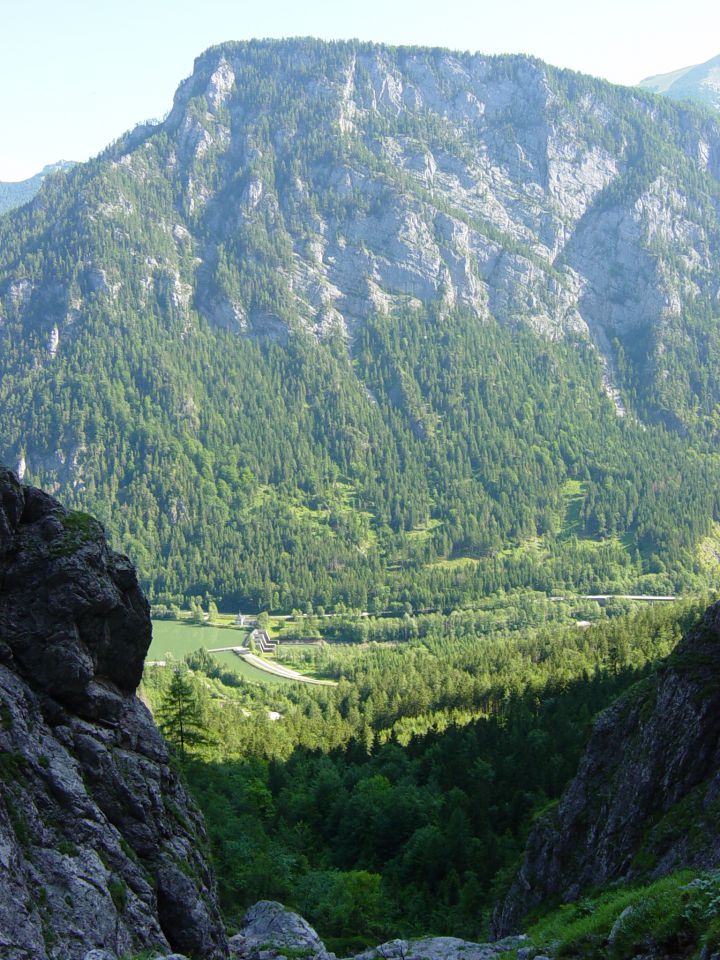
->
[[95, 36, 720, 360]]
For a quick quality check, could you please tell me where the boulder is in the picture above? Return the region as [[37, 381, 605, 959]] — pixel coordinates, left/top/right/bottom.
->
[[229, 900, 334, 959]]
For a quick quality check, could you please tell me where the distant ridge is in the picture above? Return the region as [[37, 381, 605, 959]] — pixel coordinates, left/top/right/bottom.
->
[[0, 160, 75, 215], [639, 53, 720, 111]]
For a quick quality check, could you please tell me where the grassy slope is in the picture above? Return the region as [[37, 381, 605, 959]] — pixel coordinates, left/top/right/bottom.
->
[[504, 871, 720, 960]]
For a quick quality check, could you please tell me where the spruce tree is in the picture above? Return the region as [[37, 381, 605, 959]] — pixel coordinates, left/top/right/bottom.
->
[[157, 668, 207, 756]]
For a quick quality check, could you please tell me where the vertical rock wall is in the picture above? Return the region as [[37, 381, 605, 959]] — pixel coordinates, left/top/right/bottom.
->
[[0, 468, 228, 959]]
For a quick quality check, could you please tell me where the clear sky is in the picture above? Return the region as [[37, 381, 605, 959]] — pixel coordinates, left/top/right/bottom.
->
[[1, 0, 718, 181]]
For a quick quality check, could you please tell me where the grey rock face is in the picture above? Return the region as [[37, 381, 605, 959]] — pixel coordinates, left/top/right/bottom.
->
[[229, 900, 334, 959], [161, 41, 720, 416], [154, 39, 720, 373], [83, 952, 190, 960], [0, 468, 228, 959], [494, 601, 720, 935]]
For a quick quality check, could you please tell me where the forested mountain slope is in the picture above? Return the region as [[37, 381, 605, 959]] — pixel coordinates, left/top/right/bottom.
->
[[3, 39, 720, 608], [639, 54, 720, 112], [0, 161, 75, 215]]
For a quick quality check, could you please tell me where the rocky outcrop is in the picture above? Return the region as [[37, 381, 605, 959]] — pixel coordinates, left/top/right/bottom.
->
[[494, 601, 720, 935], [228, 900, 528, 960], [355, 934, 528, 960], [0, 468, 228, 959], [229, 901, 334, 959]]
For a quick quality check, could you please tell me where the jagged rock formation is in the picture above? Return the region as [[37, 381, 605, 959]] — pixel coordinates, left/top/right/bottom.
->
[[494, 601, 720, 935], [229, 901, 335, 959], [0, 468, 228, 959]]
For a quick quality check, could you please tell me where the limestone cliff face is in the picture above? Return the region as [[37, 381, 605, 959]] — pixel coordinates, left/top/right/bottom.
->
[[0, 468, 228, 959], [151, 40, 720, 356], [494, 601, 720, 935]]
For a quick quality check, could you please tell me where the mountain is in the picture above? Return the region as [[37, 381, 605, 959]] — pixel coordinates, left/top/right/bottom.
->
[[0, 468, 227, 959], [0, 161, 75, 215], [494, 598, 720, 936], [639, 54, 720, 112], [2, 39, 720, 610]]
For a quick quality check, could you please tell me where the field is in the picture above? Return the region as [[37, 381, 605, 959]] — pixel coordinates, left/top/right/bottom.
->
[[148, 621, 303, 685]]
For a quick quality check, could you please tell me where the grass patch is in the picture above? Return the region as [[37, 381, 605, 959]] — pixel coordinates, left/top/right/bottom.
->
[[4, 795, 30, 848], [406, 518, 442, 543], [108, 876, 129, 913], [56, 840, 79, 858], [518, 871, 720, 960], [49, 510, 102, 557], [0, 751, 26, 782], [558, 479, 587, 540], [148, 621, 247, 662], [697, 521, 720, 573], [147, 621, 296, 684], [428, 555, 480, 569], [0, 700, 12, 731]]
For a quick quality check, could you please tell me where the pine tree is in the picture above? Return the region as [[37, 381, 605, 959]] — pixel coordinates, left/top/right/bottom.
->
[[157, 668, 207, 756]]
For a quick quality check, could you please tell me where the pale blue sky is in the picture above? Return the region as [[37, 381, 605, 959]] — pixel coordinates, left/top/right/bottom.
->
[[1, 0, 718, 181]]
